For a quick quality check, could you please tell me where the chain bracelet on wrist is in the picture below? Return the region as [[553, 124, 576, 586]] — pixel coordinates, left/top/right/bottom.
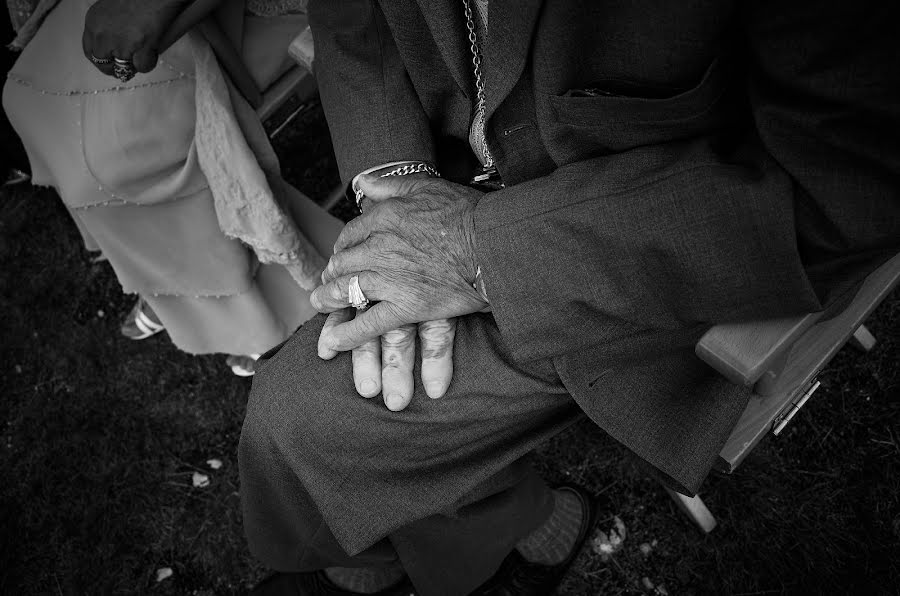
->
[[353, 161, 441, 211]]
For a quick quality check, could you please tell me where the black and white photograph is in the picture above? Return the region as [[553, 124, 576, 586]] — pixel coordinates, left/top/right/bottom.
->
[[1, 0, 898, 594]]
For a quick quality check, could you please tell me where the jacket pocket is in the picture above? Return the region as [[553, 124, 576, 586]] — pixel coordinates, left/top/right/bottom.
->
[[542, 58, 731, 164]]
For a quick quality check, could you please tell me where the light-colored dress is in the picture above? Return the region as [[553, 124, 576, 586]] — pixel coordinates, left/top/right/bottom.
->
[[3, 0, 341, 355]]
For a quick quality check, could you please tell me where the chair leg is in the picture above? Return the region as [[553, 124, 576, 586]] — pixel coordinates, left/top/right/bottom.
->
[[850, 324, 877, 352], [664, 486, 717, 533]]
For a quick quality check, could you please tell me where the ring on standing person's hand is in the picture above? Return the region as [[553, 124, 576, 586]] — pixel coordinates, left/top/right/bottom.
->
[[113, 57, 136, 82]]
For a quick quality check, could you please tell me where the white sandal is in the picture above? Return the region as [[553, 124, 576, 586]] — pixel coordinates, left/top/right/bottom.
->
[[227, 353, 260, 377], [121, 298, 165, 340]]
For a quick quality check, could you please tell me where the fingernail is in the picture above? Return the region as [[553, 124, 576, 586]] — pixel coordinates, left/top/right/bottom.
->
[[425, 382, 444, 399], [317, 337, 335, 359], [385, 393, 405, 411], [359, 379, 377, 396]]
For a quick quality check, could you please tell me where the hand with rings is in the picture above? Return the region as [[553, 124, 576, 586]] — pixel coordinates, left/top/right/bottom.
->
[[82, 0, 192, 82], [312, 174, 491, 411]]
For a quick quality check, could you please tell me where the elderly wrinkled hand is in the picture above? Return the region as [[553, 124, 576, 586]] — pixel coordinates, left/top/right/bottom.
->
[[318, 311, 457, 411], [310, 175, 489, 353]]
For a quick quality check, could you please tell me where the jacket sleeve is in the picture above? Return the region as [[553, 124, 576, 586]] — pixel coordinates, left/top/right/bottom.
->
[[474, 0, 900, 365], [308, 0, 435, 185]]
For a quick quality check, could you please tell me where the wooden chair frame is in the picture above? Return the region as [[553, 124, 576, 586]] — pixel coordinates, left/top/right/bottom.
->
[[673, 252, 900, 532]]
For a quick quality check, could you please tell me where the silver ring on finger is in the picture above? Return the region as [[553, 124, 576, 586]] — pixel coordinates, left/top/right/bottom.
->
[[113, 57, 136, 83], [348, 274, 370, 311], [90, 54, 112, 65]]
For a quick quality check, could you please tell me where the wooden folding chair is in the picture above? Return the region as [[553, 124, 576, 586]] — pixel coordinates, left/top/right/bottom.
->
[[196, 19, 316, 132], [668, 252, 900, 533], [200, 20, 347, 211], [162, 0, 316, 128]]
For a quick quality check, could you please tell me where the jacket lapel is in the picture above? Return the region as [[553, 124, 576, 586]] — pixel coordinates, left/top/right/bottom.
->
[[414, 0, 544, 123], [484, 0, 544, 122], [414, 0, 472, 99]]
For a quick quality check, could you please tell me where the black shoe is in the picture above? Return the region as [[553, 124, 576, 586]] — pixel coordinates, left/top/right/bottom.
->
[[251, 570, 416, 596], [470, 484, 599, 596]]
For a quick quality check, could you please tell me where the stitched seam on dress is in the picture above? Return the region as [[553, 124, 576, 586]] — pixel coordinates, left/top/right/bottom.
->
[[67, 185, 212, 210], [157, 57, 195, 79], [6, 72, 192, 96], [122, 260, 268, 298], [122, 284, 256, 299]]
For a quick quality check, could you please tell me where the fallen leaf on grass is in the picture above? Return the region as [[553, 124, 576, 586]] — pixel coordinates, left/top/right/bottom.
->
[[591, 516, 627, 560], [192, 472, 210, 488], [206, 458, 223, 470], [156, 567, 173, 582], [641, 577, 668, 595]]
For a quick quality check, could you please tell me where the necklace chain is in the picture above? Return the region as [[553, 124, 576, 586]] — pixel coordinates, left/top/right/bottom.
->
[[462, 0, 494, 167]]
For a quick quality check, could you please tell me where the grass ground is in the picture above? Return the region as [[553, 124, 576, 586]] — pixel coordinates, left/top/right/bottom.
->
[[1, 100, 898, 595]]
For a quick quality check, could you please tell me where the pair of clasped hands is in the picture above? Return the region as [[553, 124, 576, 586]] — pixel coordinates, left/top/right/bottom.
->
[[310, 173, 490, 412]]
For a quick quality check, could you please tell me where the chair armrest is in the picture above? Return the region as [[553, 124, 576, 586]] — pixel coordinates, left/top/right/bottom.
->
[[155, 1, 262, 108], [288, 26, 315, 73], [198, 18, 263, 108], [695, 312, 822, 387], [698, 252, 900, 388], [257, 66, 316, 122]]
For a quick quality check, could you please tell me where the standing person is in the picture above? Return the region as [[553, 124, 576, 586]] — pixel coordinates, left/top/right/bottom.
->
[[239, 0, 900, 594], [2, 1, 29, 185], [3, 0, 341, 376]]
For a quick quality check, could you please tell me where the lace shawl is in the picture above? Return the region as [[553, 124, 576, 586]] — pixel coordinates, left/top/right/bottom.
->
[[244, 0, 306, 17], [191, 31, 325, 290]]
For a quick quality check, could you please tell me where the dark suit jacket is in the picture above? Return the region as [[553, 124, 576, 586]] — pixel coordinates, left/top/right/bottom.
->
[[309, 0, 900, 493]]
